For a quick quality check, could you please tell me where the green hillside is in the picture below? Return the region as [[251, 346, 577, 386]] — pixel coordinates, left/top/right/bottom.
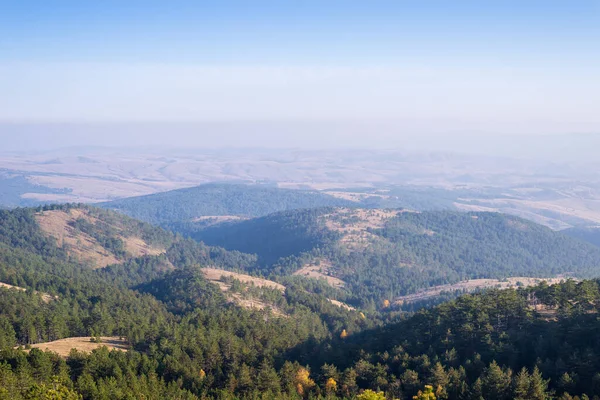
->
[[0, 204, 379, 399], [100, 183, 354, 225], [296, 279, 600, 399], [3, 204, 600, 398], [192, 208, 600, 307], [563, 226, 600, 248]]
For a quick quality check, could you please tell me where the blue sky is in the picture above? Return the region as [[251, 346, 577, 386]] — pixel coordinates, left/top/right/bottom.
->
[[0, 1, 599, 143], [2, 1, 598, 64]]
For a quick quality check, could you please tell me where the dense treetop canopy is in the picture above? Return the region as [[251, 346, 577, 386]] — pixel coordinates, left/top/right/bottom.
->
[[2, 204, 600, 399]]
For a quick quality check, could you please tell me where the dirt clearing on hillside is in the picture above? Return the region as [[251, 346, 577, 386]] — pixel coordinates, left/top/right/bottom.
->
[[201, 268, 285, 292], [0, 282, 56, 303], [201, 268, 287, 316], [321, 208, 403, 250], [293, 260, 346, 288], [328, 299, 356, 310], [395, 277, 569, 305], [325, 191, 390, 202], [35, 209, 165, 269], [24, 337, 129, 357]]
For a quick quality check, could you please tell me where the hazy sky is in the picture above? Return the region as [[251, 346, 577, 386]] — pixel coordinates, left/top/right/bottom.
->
[[1, 1, 599, 147]]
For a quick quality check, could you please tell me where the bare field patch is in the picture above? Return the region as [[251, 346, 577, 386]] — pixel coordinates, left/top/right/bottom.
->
[[328, 299, 356, 311], [37, 209, 119, 268], [35, 209, 165, 269], [456, 197, 600, 229], [228, 294, 287, 317], [201, 268, 285, 292], [192, 215, 246, 223], [293, 260, 346, 288], [201, 268, 287, 316], [325, 191, 389, 202], [25, 337, 129, 358], [321, 208, 402, 250], [123, 236, 165, 258], [191, 215, 248, 227], [0, 282, 26, 293], [395, 277, 569, 305], [0, 282, 56, 303]]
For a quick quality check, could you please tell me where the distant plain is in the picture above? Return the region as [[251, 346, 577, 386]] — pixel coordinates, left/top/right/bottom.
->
[[2, 146, 600, 230]]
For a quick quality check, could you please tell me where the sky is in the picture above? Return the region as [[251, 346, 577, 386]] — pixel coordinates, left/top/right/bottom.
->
[[0, 1, 599, 149]]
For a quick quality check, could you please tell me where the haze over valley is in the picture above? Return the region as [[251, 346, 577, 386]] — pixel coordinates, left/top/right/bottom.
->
[[2, 1, 600, 399], [2, 142, 600, 231]]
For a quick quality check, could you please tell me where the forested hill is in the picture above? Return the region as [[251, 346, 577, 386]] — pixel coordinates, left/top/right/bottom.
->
[[192, 208, 600, 307], [100, 183, 354, 225], [0, 204, 378, 399], [563, 226, 600, 248], [294, 279, 600, 399], [4, 204, 600, 398]]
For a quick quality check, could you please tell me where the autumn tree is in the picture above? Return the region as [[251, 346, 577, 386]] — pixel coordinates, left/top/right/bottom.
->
[[357, 389, 387, 400], [413, 385, 437, 400], [325, 377, 337, 394], [294, 366, 315, 397]]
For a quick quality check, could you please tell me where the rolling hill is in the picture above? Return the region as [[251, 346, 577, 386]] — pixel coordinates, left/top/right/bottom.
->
[[563, 226, 600, 248], [0, 203, 380, 399], [3, 203, 600, 398], [295, 279, 600, 399], [190, 207, 600, 308], [100, 183, 354, 225]]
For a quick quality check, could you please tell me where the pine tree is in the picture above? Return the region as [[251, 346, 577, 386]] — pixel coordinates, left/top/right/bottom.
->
[[513, 367, 531, 400], [527, 366, 549, 400], [480, 361, 512, 400], [257, 360, 281, 394], [430, 362, 449, 399]]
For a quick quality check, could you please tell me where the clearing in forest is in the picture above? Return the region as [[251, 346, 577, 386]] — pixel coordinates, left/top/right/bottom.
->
[[35, 208, 165, 269], [0, 282, 56, 303], [395, 277, 569, 305], [191, 215, 247, 227], [293, 260, 346, 288], [321, 208, 403, 249], [201, 268, 287, 316], [201, 268, 285, 292], [328, 298, 356, 311], [24, 337, 129, 358], [325, 191, 390, 202]]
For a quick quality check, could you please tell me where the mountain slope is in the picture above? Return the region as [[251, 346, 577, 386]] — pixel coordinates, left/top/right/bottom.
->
[[563, 226, 600, 248], [4, 203, 600, 399], [100, 183, 354, 225], [191, 208, 600, 307], [296, 279, 600, 399], [0, 204, 381, 399]]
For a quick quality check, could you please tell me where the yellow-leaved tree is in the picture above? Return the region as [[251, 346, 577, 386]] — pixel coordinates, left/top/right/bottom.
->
[[413, 385, 437, 400], [294, 366, 315, 397], [357, 389, 386, 400], [325, 377, 337, 394]]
